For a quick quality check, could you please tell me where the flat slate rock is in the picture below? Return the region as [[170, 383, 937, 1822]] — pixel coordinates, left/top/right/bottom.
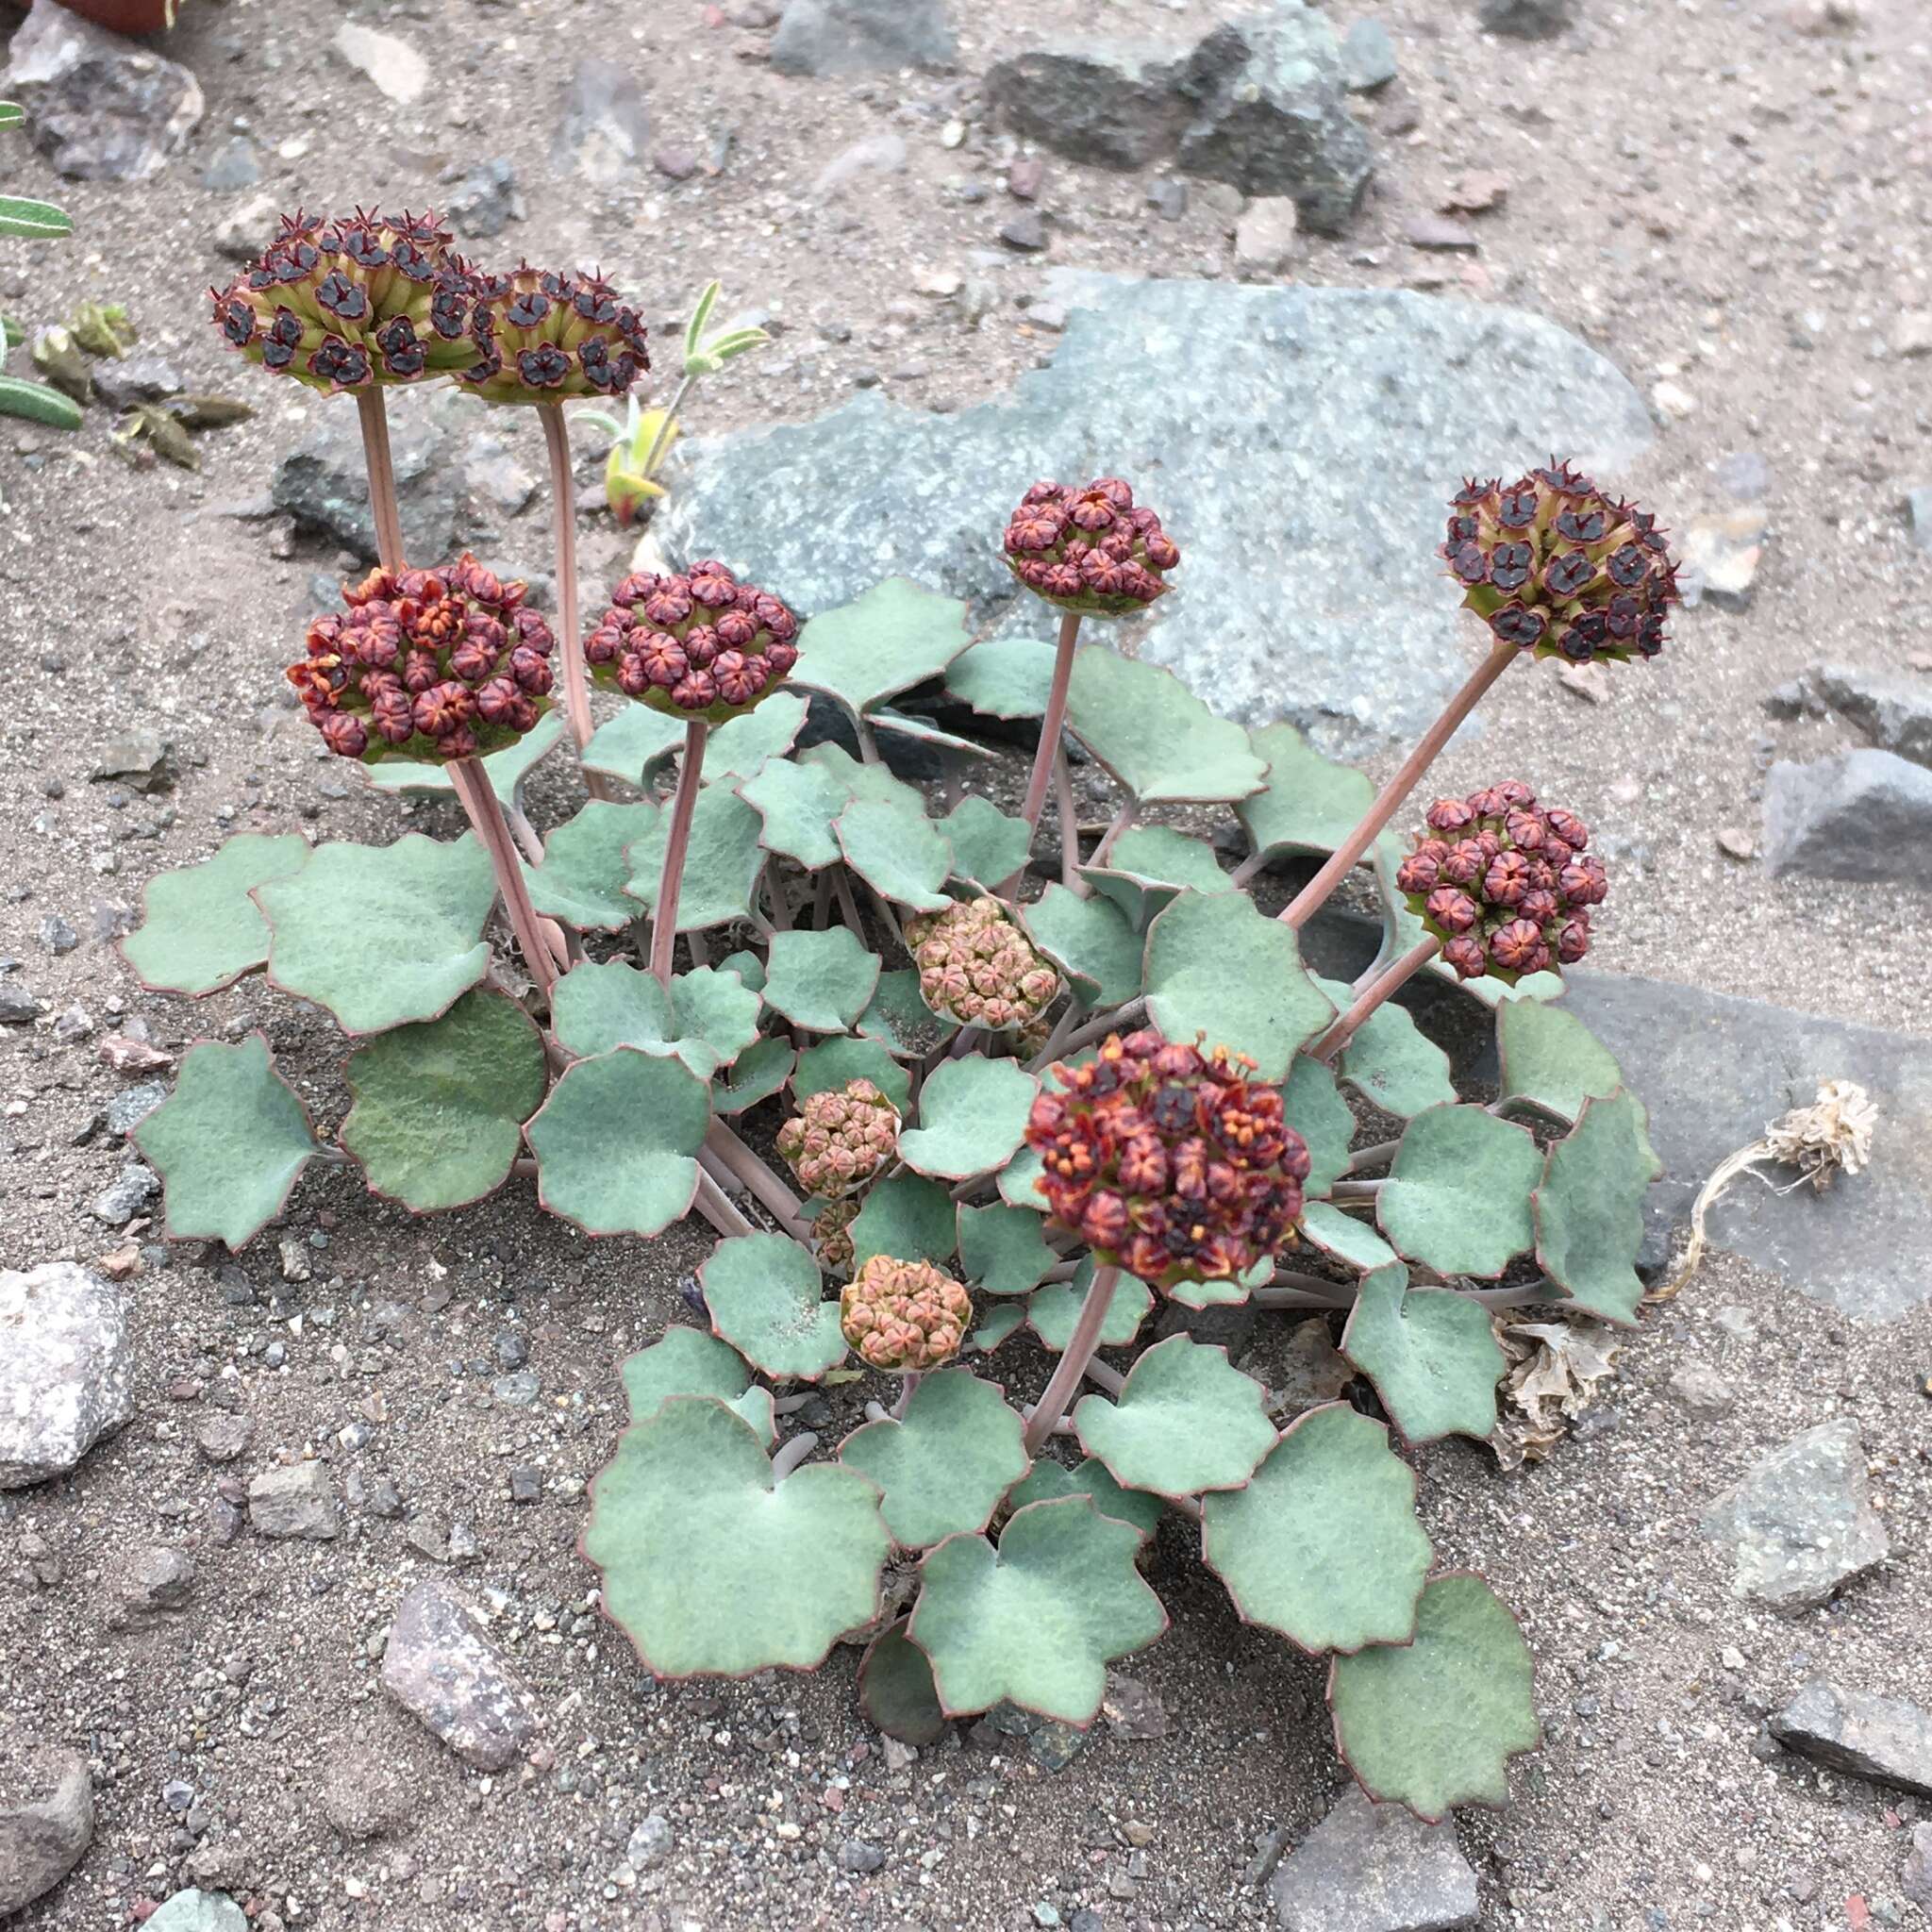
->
[[0, 1263, 134, 1490], [1700, 1419, 1888, 1609], [1565, 971, 1932, 1322], [1271, 1787, 1478, 1931], [1761, 748, 1932, 883], [657, 276, 1652, 754], [1769, 1679, 1932, 1797], [1807, 663, 1932, 769]]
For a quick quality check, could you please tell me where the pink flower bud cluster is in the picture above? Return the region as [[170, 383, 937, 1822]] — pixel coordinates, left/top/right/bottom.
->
[[774, 1079, 900, 1199], [840, 1257, 973, 1373], [904, 897, 1060, 1033], [587, 563, 799, 723], [1002, 477, 1180, 617]]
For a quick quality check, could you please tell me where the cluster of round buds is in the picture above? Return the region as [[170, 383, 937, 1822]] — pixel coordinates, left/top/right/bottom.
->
[[287, 553, 554, 764], [208, 208, 479, 396], [586, 563, 799, 724], [1002, 477, 1180, 617], [840, 1257, 973, 1373], [1024, 1030, 1310, 1294], [811, 1198, 859, 1274], [455, 261, 650, 407], [1441, 458, 1680, 664], [774, 1080, 900, 1200], [905, 897, 1060, 1033], [1396, 782, 1607, 982]]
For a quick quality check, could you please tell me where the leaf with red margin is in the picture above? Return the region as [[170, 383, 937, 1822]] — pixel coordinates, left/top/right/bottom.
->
[[1072, 1335, 1274, 1501], [1532, 1087, 1661, 1325], [121, 832, 310, 996], [839, 1369, 1028, 1548]]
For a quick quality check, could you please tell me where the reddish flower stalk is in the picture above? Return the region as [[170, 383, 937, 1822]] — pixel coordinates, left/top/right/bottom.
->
[[1022, 1262, 1119, 1455], [1307, 936, 1441, 1062], [356, 389, 405, 574], [538, 402, 602, 783], [649, 720, 708, 986], [448, 758, 558, 1000], [1019, 608, 1082, 840]]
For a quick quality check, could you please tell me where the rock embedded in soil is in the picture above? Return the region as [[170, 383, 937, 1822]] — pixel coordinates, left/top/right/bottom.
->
[[1234, 197, 1301, 278], [1678, 506, 1766, 608], [442, 158, 522, 240], [381, 1580, 539, 1771], [1700, 1419, 1889, 1608], [329, 22, 429, 104], [271, 395, 459, 566], [0, 1729, 93, 1917], [1768, 1680, 1932, 1796], [658, 275, 1651, 750], [247, 1461, 339, 1541], [554, 58, 651, 185], [105, 1545, 195, 1629], [770, 0, 957, 76], [1761, 749, 1932, 884], [985, 41, 1194, 171], [1807, 664, 1932, 768], [1475, 0, 1573, 39], [319, 1752, 421, 1841], [1906, 1823, 1932, 1907], [3, 0, 204, 182], [0, 1262, 134, 1490], [1270, 1786, 1478, 1931], [1341, 18, 1400, 91], [143, 1890, 248, 1931]]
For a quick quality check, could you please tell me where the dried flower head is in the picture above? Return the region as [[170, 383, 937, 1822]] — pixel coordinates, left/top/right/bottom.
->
[[904, 897, 1061, 1033], [457, 261, 649, 407], [1396, 782, 1606, 982], [208, 208, 477, 395], [1442, 458, 1680, 664], [774, 1080, 900, 1199], [587, 563, 799, 723], [1002, 476, 1179, 617], [812, 1197, 859, 1274], [840, 1256, 973, 1373], [287, 553, 553, 764], [1024, 1030, 1310, 1293]]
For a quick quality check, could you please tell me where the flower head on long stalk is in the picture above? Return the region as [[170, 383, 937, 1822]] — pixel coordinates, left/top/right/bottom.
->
[[457, 261, 650, 407], [588, 563, 798, 724], [840, 1257, 973, 1372], [1003, 476, 1180, 618]]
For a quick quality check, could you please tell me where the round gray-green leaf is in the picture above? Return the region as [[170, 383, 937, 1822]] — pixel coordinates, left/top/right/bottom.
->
[[1238, 724, 1375, 858], [625, 785, 764, 931], [550, 958, 759, 1077], [1376, 1104, 1541, 1280], [1027, 1272, 1152, 1353], [701, 1232, 847, 1380], [941, 795, 1033, 889], [620, 1326, 775, 1448], [943, 635, 1055, 719], [793, 1034, 910, 1115], [1003, 1456, 1164, 1542], [898, 1057, 1037, 1181], [525, 800, 659, 933], [762, 926, 880, 1034], [1497, 997, 1624, 1124], [836, 797, 952, 912], [850, 1174, 957, 1269], [859, 1618, 948, 1745], [1073, 1334, 1274, 1499], [1532, 1089, 1661, 1324], [1313, 974, 1455, 1121], [1065, 645, 1267, 805], [1022, 883, 1141, 1008], [122, 832, 309, 997], [580, 705, 684, 787], [737, 756, 854, 871], [1341, 1263, 1504, 1444], [712, 1036, 796, 1114], [839, 1369, 1029, 1547], [956, 1202, 1056, 1296], [790, 578, 974, 718]]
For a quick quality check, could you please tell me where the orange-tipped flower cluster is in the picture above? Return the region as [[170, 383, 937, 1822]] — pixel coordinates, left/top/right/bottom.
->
[[1002, 477, 1179, 617], [1396, 781, 1607, 981], [906, 897, 1060, 1033], [1442, 458, 1679, 664], [289, 554, 554, 763], [587, 564, 799, 723], [1024, 1030, 1310, 1294], [840, 1257, 973, 1373], [775, 1080, 899, 1199]]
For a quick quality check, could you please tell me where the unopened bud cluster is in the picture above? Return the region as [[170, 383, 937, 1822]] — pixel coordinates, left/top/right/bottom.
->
[[588, 564, 799, 723], [811, 1198, 859, 1274], [1002, 477, 1180, 617], [905, 897, 1059, 1033], [1441, 458, 1679, 664], [288, 554, 554, 763], [840, 1256, 973, 1372], [1024, 1030, 1310, 1293], [775, 1080, 899, 1199], [1396, 781, 1607, 981]]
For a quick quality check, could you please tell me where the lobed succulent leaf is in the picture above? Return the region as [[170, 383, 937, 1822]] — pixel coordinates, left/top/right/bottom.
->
[[1020, 885, 1143, 1010], [1003, 1456, 1165, 1542], [1026, 1270, 1154, 1353], [737, 756, 854, 871], [838, 1368, 1028, 1546], [956, 1202, 1058, 1298], [579, 704, 687, 790], [1531, 1089, 1662, 1325], [589, 562, 798, 725], [1002, 476, 1179, 620], [1064, 645, 1267, 806], [849, 1174, 957, 1271], [624, 784, 766, 932], [1298, 1200, 1400, 1273], [774, 1077, 900, 1199], [787, 578, 974, 724], [1312, 974, 1456, 1121], [701, 1233, 849, 1381], [1495, 996, 1626, 1125], [1082, 825, 1234, 931], [549, 958, 760, 1078], [836, 796, 954, 912], [938, 794, 1034, 891], [899, 1056, 1038, 1183], [1376, 1104, 1542, 1280], [942, 633, 1058, 721], [525, 799, 661, 933], [839, 1256, 974, 1374], [1340, 1263, 1507, 1445], [619, 1327, 776, 1450], [1072, 1334, 1275, 1501], [858, 1619, 948, 1747], [1237, 723, 1376, 861], [121, 831, 309, 997], [793, 1036, 911, 1116], [762, 926, 882, 1035], [712, 1037, 798, 1116]]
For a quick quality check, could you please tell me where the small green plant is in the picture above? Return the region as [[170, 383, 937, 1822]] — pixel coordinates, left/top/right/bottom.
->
[[120, 200, 1687, 1823], [0, 100, 82, 493]]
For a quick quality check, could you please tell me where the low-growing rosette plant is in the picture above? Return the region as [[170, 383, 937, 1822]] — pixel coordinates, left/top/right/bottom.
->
[[124, 234, 1680, 1826]]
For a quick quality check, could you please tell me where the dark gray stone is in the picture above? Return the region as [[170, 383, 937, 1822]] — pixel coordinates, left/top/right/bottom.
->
[[0, 1263, 134, 1489], [105, 1081, 168, 1137], [1906, 1822, 1932, 1907], [1701, 1420, 1888, 1608], [837, 1838, 886, 1873], [554, 59, 649, 186], [1341, 18, 1400, 91], [381, 1580, 538, 1770], [1762, 750, 1932, 884], [3, 0, 203, 181], [92, 355, 183, 410], [658, 276, 1649, 752], [247, 1461, 339, 1541], [271, 394, 459, 566], [771, 0, 957, 76], [1808, 664, 1932, 769], [1476, 0, 1573, 39], [1769, 1680, 1932, 1796], [92, 1163, 158, 1226], [626, 1814, 674, 1868], [0, 1730, 92, 1917], [985, 41, 1191, 170], [1271, 1787, 1478, 1931], [442, 158, 521, 240]]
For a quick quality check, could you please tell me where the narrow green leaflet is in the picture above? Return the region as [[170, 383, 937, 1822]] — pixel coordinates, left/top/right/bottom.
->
[[1377, 1104, 1541, 1279], [840, 1369, 1029, 1547], [956, 1203, 1056, 1296], [0, 193, 75, 240], [1532, 1089, 1661, 1324], [941, 795, 1032, 888], [859, 1619, 948, 1746], [1073, 1334, 1274, 1499], [790, 578, 974, 720], [134, 1036, 317, 1248], [550, 958, 759, 1077], [898, 1057, 1037, 1180], [943, 635, 1056, 719], [581, 705, 685, 787], [858, 968, 957, 1059], [1238, 723, 1376, 858], [1313, 975, 1455, 1121], [1083, 826, 1233, 928], [1064, 645, 1268, 804], [0, 374, 82, 429], [620, 1327, 775, 1448], [1341, 1263, 1505, 1443], [1028, 1273, 1153, 1353], [1299, 1200, 1398, 1272], [836, 798, 952, 912], [1145, 891, 1331, 1081], [701, 1232, 847, 1380], [341, 989, 546, 1211], [1283, 1055, 1356, 1201], [763, 926, 880, 1034], [258, 833, 496, 1035], [708, 692, 808, 779], [525, 1048, 709, 1236], [1003, 1457, 1164, 1541], [910, 1497, 1168, 1723], [585, 1397, 888, 1676], [366, 709, 563, 802], [737, 756, 853, 870], [525, 801, 660, 933], [850, 1174, 957, 1268], [1497, 997, 1624, 1124], [712, 1036, 796, 1114], [1022, 884, 1141, 1008], [1203, 1404, 1431, 1654], [122, 832, 309, 996], [794, 1034, 911, 1115], [1328, 1573, 1540, 1821], [625, 786, 765, 930]]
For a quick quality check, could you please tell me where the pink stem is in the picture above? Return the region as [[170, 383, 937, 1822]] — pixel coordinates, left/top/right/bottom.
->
[[1090, 798, 1136, 870], [355, 389, 406, 575], [705, 1123, 813, 1242], [694, 1164, 758, 1240], [1279, 637, 1518, 931], [1054, 750, 1086, 893], [1020, 610, 1082, 833], [649, 719, 708, 987], [1307, 938, 1441, 1062], [448, 759, 558, 1001], [539, 403, 611, 797], [1023, 1262, 1119, 1456]]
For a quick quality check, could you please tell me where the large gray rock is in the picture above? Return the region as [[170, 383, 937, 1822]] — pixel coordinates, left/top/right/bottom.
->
[[0, 1263, 134, 1489], [0, 1731, 92, 1917], [771, 0, 957, 76], [658, 276, 1651, 753], [1761, 749, 1932, 883], [1271, 1787, 1478, 1930], [1476, 0, 1574, 38], [984, 41, 1191, 170], [1700, 1419, 1889, 1608], [271, 393, 460, 565], [3, 0, 203, 181], [1769, 1680, 1932, 1796], [1808, 664, 1932, 768], [1563, 972, 1932, 1322], [381, 1580, 538, 1771]]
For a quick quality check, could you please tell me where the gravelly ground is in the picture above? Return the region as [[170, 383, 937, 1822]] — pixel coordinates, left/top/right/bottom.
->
[[3, 0, 1930, 1927]]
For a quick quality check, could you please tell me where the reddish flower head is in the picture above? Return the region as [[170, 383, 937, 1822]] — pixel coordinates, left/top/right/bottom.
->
[[589, 561, 797, 724], [456, 261, 649, 407], [840, 1257, 973, 1373], [774, 1079, 899, 1200], [1002, 477, 1179, 618], [905, 896, 1060, 1033]]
